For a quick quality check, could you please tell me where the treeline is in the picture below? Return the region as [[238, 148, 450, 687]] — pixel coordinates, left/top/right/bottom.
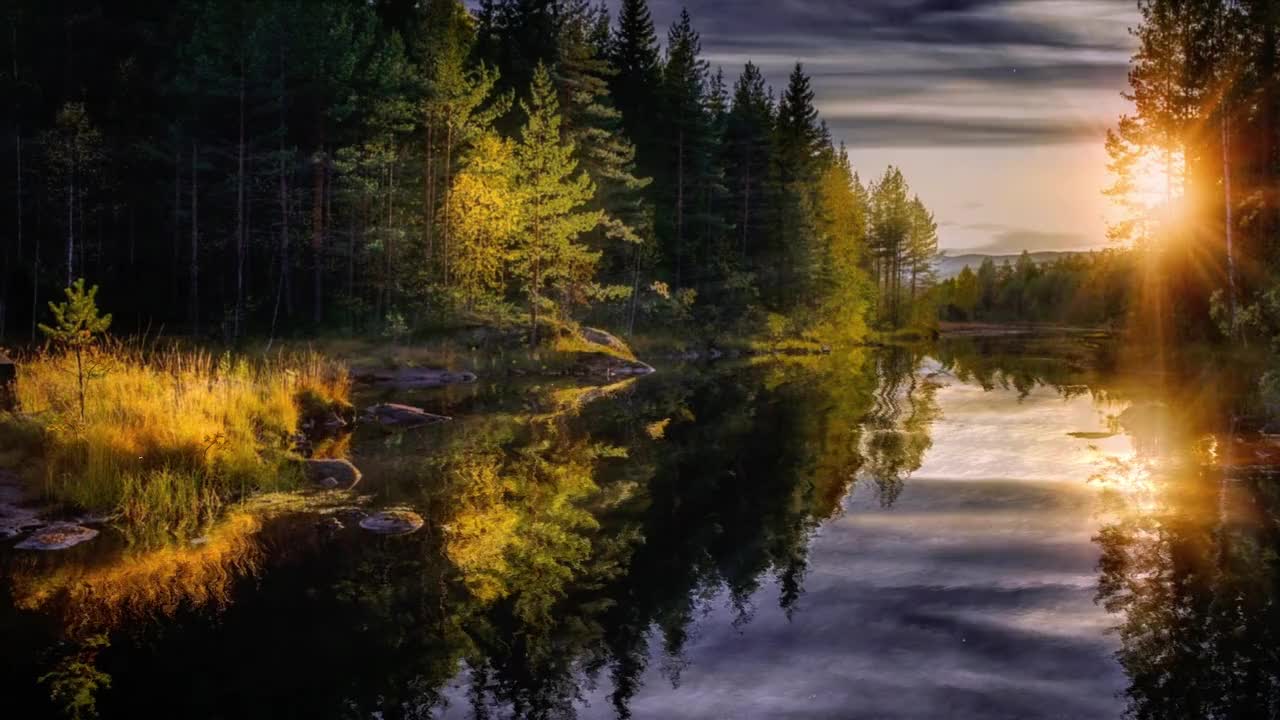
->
[[936, 251, 1134, 326], [0, 0, 937, 346], [1107, 0, 1279, 346]]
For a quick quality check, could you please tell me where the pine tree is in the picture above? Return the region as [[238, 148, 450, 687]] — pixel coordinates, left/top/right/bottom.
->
[[512, 63, 602, 343], [38, 278, 112, 421], [868, 166, 911, 327]]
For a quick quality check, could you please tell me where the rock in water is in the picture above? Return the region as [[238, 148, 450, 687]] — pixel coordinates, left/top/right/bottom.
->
[[302, 458, 363, 490], [0, 472, 45, 539], [362, 403, 452, 428], [350, 367, 478, 389], [15, 523, 99, 550], [359, 510, 424, 536]]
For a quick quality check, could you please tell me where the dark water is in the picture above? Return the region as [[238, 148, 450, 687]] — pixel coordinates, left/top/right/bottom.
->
[[3, 334, 1279, 719]]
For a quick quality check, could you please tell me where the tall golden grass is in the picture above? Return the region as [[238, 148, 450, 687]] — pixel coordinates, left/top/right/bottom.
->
[[0, 342, 349, 536]]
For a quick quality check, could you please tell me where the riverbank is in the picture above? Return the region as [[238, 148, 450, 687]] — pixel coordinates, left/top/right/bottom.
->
[[0, 344, 351, 544]]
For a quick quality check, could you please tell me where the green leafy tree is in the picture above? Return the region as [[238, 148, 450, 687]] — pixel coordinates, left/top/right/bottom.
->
[[38, 279, 113, 421]]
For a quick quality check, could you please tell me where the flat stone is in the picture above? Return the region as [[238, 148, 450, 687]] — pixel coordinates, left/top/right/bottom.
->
[[15, 523, 99, 550], [359, 509, 424, 536]]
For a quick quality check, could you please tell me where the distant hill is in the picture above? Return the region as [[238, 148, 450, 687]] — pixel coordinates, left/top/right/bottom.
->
[[935, 251, 1082, 280]]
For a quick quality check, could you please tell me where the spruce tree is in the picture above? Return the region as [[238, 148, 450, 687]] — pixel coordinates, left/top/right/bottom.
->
[[660, 9, 710, 288], [610, 0, 662, 181], [725, 62, 774, 266]]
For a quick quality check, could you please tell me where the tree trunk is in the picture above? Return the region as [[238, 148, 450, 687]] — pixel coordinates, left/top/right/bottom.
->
[[530, 257, 540, 347], [741, 150, 751, 262], [276, 155, 290, 330], [15, 133, 21, 263], [66, 170, 74, 286], [627, 240, 641, 336], [311, 121, 325, 325], [442, 123, 454, 286], [173, 141, 181, 309], [190, 141, 199, 335], [675, 128, 684, 288], [424, 120, 435, 267], [30, 228, 39, 341], [1222, 111, 1238, 334], [235, 63, 246, 340]]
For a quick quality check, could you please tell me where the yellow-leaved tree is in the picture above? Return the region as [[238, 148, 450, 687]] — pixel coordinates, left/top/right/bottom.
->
[[813, 150, 873, 345], [446, 132, 521, 309]]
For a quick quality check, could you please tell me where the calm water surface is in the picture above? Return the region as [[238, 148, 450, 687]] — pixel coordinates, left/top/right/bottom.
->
[[2, 334, 1276, 719]]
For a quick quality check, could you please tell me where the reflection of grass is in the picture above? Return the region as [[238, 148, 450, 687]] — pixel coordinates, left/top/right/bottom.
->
[[12, 511, 263, 629], [1, 345, 349, 536], [540, 379, 638, 418]]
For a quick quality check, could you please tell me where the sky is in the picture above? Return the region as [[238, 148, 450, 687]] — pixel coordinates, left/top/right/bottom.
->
[[481, 0, 1143, 255]]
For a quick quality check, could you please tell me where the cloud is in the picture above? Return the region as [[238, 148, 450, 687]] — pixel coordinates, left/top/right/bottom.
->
[[828, 115, 1107, 147], [951, 223, 1095, 253]]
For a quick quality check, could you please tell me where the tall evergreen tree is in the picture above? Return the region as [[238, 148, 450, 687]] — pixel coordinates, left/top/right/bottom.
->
[[769, 63, 825, 308], [512, 63, 602, 343], [724, 62, 774, 267], [609, 0, 662, 182], [659, 9, 710, 287]]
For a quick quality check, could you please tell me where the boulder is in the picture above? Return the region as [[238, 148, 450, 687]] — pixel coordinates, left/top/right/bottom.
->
[[15, 523, 99, 550], [302, 458, 362, 490], [362, 403, 452, 428], [359, 509, 424, 536], [581, 327, 632, 355]]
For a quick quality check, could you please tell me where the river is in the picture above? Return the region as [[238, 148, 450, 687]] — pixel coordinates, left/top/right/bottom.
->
[[2, 332, 1276, 719]]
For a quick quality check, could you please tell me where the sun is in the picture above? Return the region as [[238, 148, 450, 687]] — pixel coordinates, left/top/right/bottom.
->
[[1130, 147, 1186, 215]]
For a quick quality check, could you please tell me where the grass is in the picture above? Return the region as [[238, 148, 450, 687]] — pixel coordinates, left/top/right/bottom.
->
[[0, 342, 349, 538]]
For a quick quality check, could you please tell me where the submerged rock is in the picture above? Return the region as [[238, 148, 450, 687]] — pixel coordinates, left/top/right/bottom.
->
[[351, 367, 477, 389], [359, 509, 424, 536], [362, 403, 452, 428], [15, 523, 99, 550], [0, 472, 45, 540], [302, 458, 363, 490]]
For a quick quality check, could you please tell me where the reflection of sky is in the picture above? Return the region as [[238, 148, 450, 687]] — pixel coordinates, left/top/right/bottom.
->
[[452, 378, 1130, 718]]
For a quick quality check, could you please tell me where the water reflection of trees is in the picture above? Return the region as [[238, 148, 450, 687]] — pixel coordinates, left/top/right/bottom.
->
[[3, 348, 953, 719], [860, 347, 939, 506], [934, 334, 1112, 400], [1091, 386, 1280, 719]]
